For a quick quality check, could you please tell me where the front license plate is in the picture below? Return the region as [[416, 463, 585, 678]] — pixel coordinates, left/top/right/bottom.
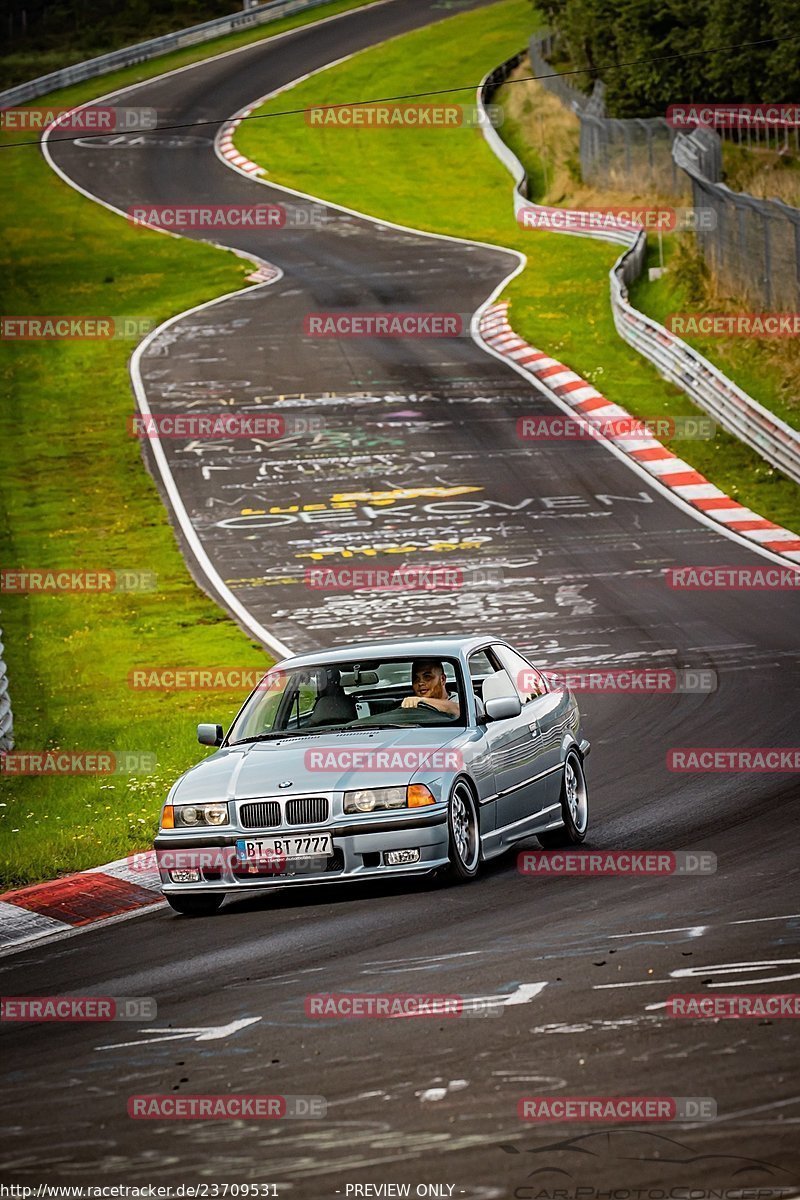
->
[[236, 833, 333, 861]]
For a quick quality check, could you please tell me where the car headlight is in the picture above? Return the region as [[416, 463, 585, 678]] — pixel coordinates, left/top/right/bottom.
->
[[165, 802, 230, 828], [343, 786, 414, 814]]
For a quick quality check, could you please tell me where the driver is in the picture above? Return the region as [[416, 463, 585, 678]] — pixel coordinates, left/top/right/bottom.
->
[[401, 659, 460, 717]]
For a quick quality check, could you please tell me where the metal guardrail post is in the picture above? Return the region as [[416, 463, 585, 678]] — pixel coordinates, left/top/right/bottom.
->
[[0, 628, 13, 752]]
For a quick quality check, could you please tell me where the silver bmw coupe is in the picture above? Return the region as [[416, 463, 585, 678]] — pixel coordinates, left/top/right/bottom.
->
[[155, 635, 590, 915]]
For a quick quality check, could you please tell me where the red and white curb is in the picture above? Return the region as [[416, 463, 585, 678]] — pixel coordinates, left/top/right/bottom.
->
[[0, 852, 163, 953], [481, 302, 800, 563], [218, 106, 266, 177]]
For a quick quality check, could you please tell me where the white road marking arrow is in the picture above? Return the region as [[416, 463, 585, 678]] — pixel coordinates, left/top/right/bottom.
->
[[498, 982, 548, 1006], [407, 982, 548, 1017], [96, 1016, 261, 1050]]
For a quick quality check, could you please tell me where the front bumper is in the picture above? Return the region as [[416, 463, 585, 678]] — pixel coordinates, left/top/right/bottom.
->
[[154, 808, 449, 893]]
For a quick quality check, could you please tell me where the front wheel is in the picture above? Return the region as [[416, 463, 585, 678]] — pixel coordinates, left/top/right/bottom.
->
[[537, 751, 588, 847], [444, 780, 481, 882], [166, 892, 224, 917]]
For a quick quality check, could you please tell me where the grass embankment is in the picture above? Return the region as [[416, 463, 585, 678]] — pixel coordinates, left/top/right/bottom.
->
[[236, 10, 800, 532], [498, 61, 800, 435], [0, 0, 377, 887], [722, 141, 800, 206]]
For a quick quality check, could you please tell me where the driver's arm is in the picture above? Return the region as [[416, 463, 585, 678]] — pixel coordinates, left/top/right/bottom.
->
[[400, 695, 460, 716]]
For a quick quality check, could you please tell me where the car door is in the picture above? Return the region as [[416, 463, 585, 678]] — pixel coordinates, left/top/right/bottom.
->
[[470, 646, 548, 845], [495, 644, 576, 813]]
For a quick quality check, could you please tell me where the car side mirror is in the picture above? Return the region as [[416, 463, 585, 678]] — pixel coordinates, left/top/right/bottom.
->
[[197, 723, 224, 747], [481, 668, 522, 721], [484, 695, 522, 721]]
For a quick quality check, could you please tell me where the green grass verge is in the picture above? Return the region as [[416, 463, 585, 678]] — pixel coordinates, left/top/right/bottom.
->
[[237, 0, 800, 531], [0, 0, 381, 888]]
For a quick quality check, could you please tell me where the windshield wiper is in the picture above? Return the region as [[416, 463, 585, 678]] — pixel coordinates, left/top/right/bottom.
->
[[227, 732, 291, 746], [229, 720, 443, 745], [228, 725, 364, 745], [355, 722, 409, 729]]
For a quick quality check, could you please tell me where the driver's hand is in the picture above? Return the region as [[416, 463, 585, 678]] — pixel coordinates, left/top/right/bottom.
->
[[400, 696, 420, 708]]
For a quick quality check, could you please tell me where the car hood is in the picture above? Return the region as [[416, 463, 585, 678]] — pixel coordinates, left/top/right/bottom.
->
[[172, 727, 468, 802]]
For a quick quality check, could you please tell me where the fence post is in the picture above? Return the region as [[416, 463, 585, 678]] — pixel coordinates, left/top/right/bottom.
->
[[0, 627, 13, 753], [762, 209, 772, 309]]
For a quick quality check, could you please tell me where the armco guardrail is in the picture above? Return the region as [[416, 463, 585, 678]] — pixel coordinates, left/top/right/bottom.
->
[[0, 0, 341, 107], [0, 628, 13, 752], [478, 54, 800, 488], [610, 247, 800, 486]]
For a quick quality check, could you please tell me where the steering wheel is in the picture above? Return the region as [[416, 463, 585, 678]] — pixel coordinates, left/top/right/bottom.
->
[[396, 701, 458, 722]]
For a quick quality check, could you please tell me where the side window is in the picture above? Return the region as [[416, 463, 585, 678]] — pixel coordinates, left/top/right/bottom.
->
[[495, 646, 549, 704], [280, 669, 321, 728], [468, 647, 505, 698]]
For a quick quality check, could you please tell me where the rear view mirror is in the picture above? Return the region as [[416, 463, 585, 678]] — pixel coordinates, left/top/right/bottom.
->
[[197, 723, 224, 747], [340, 670, 379, 686]]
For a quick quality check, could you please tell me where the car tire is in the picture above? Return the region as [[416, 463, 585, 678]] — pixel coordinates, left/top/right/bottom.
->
[[537, 751, 588, 847], [444, 780, 481, 882], [166, 892, 224, 917]]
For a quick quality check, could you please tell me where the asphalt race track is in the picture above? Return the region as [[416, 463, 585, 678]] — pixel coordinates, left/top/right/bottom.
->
[[2, 0, 799, 1192]]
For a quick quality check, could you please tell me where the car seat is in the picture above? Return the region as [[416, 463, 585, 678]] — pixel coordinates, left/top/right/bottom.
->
[[305, 668, 358, 726]]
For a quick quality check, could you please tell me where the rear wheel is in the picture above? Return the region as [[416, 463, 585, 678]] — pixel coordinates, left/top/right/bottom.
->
[[538, 751, 588, 847], [166, 892, 224, 917], [444, 780, 481, 881]]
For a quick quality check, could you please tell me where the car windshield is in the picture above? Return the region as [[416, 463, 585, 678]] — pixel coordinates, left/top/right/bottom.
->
[[227, 656, 465, 743]]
